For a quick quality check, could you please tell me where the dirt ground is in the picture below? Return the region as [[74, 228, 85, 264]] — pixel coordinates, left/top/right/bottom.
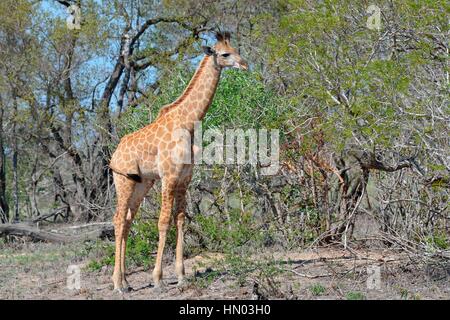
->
[[1, 240, 449, 300]]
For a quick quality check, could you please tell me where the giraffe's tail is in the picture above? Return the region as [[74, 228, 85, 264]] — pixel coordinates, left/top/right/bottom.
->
[[109, 164, 142, 183]]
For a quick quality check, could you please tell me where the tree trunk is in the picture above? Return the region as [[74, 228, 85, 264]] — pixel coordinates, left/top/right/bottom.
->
[[12, 95, 19, 223], [0, 98, 9, 223]]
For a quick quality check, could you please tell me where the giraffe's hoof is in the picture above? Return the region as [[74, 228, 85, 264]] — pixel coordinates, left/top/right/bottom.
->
[[113, 288, 124, 294], [123, 280, 131, 291], [114, 286, 131, 294]]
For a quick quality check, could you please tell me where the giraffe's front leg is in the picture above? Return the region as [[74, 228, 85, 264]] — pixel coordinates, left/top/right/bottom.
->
[[152, 179, 175, 288], [111, 173, 151, 293], [174, 188, 188, 285]]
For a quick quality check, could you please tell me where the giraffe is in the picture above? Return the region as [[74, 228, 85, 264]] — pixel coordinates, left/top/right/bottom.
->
[[108, 31, 248, 292]]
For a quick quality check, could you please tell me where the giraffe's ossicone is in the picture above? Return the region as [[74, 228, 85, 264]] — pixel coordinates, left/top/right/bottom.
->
[[108, 31, 248, 292]]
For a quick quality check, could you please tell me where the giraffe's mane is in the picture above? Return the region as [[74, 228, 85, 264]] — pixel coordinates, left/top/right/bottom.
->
[[156, 55, 210, 119]]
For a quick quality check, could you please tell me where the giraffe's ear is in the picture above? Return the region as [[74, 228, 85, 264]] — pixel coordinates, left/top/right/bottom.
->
[[216, 31, 231, 42], [215, 31, 231, 43], [215, 32, 224, 42], [202, 46, 215, 56]]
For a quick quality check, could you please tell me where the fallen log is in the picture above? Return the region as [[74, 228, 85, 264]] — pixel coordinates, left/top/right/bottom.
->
[[0, 223, 114, 243]]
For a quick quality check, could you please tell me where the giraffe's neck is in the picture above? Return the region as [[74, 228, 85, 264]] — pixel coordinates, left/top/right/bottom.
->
[[175, 55, 221, 125]]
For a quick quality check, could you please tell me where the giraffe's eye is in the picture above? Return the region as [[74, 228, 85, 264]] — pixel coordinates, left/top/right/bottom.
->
[[221, 53, 230, 58]]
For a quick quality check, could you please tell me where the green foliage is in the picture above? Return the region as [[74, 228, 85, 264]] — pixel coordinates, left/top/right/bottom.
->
[[86, 241, 115, 271], [310, 283, 326, 296], [118, 67, 284, 137], [127, 215, 177, 268], [346, 291, 366, 300], [194, 209, 262, 252], [425, 232, 449, 250], [205, 69, 283, 130], [261, 0, 449, 154], [190, 266, 224, 289], [225, 254, 284, 287]]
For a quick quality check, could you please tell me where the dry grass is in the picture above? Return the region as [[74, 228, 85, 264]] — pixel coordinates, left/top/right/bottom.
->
[[1, 241, 449, 300]]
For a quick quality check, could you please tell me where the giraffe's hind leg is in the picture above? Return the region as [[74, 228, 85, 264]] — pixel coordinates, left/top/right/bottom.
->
[[119, 179, 154, 290], [112, 173, 153, 292], [112, 173, 135, 291]]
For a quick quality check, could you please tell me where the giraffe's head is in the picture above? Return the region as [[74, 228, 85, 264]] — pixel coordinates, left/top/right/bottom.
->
[[203, 31, 248, 70]]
